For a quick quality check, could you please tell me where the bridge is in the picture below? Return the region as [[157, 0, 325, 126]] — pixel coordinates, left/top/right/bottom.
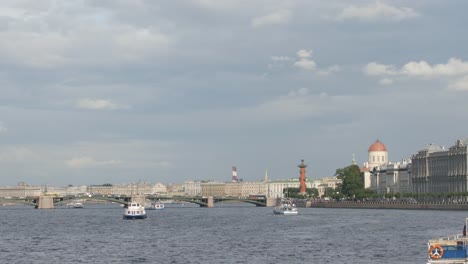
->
[[0, 195, 277, 209]]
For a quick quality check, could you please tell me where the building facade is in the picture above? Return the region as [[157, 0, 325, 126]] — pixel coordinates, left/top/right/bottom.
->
[[371, 160, 411, 194], [361, 139, 413, 195], [412, 139, 468, 194]]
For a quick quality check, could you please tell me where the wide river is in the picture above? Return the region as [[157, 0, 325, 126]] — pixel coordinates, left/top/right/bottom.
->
[[0, 202, 466, 263]]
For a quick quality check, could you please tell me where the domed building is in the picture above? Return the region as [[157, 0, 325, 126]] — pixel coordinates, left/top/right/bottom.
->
[[368, 140, 388, 168], [361, 140, 389, 188], [361, 139, 412, 195]]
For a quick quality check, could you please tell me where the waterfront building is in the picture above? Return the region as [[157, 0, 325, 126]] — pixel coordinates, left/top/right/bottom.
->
[[361, 140, 388, 188], [361, 139, 412, 195], [151, 183, 167, 195], [166, 183, 185, 196], [200, 181, 226, 197], [225, 182, 242, 197], [183, 181, 201, 196], [65, 185, 88, 196], [0, 183, 41, 197], [412, 139, 468, 194], [266, 178, 314, 198], [240, 181, 267, 197], [87, 185, 113, 195], [371, 160, 412, 194], [315, 177, 342, 197]]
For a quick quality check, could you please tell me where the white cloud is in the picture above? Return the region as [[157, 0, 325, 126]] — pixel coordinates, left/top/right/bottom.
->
[[297, 49, 312, 58], [448, 76, 468, 91], [271, 56, 292, 61], [0, 4, 172, 68], [379, 78, 394, 85], [76, 98, 128, 110], [401, 58, 468, 77], [364, 58, 468, 90], [365, 58, 468, 78], [65, 156, 122, 168], [364, 62, 397, 75], [337, 2, 419, 21], [317, 65, 341, 75], [294, 59, 316, 71], [251, 9, 291, 28]]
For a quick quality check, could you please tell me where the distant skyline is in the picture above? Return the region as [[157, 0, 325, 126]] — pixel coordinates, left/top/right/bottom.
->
[[1, 1, 467, 186]]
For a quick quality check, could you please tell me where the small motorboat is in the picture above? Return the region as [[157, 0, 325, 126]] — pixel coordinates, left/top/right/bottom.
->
[[66, 202, 84, 208], [123, 202, 147, 220], [273, 200, 298, 215]]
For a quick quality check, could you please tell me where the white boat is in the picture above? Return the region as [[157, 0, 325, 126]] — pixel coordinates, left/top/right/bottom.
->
[[147, 201, 165, 210], [273, 200, 298, 215], [123, 202, 147, 220], [66, 202, 84, 208], [427, 218, 468, 263]]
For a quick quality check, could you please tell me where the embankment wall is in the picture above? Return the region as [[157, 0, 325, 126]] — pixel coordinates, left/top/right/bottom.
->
[[304, 202, 468, 210]]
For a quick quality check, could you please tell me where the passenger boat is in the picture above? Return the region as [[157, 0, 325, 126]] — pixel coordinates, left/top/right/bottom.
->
[[427, 218, 468, 263], [66, 202, 84, 208], [123, 202, 147, 220], [147, 201, 164, 210], [273, 200, 298, 215]]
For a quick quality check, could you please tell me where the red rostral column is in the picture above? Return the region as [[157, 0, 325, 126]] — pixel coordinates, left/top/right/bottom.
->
[[298, 159, 307, 194]]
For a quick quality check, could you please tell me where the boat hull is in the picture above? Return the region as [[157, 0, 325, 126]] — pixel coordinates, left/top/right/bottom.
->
[[273, 209, 298, 215], [123, 214, 147, 220]]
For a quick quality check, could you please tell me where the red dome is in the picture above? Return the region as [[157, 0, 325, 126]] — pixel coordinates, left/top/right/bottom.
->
[[368, 140, 387, 152]]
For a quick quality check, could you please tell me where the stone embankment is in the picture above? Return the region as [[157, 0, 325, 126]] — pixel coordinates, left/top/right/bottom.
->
[[296, 201, 468, 210]]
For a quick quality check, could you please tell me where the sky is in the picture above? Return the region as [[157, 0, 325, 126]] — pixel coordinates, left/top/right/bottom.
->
[[0, 0, 468, 186]]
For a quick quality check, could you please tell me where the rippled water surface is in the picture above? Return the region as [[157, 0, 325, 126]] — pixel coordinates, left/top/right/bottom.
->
[[0, 203, 466, 263]]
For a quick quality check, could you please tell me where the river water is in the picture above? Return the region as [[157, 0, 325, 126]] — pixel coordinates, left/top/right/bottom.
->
[[0, 203, 466, 263]]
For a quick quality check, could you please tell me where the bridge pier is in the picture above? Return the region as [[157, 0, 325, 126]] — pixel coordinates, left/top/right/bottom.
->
[[207, 196, 214, 208], [38, 195, 54, 209]]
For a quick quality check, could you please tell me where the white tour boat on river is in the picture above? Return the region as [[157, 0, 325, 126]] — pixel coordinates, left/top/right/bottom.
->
[[123, 202, 147, 220]]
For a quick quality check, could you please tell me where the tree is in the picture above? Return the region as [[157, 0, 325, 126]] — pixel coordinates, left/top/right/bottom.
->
[[335, 164, 363, 198], [283, 187, 318, 198]]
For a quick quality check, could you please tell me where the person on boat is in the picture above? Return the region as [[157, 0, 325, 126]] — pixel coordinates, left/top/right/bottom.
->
[[463, 224, 466, 236]]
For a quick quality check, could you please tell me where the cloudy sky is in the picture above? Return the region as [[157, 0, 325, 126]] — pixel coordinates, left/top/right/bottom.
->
[[0, 0, 467, 186]]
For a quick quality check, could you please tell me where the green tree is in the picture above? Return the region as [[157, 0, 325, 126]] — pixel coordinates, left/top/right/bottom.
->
[[335, 164, 363, 199], [324, 187, 335, 198], [283, 187, 318, 198]]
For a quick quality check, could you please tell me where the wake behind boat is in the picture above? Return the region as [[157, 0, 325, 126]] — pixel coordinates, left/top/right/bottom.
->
[[123, 202, 147, 220], [427, 218, 468, 263], [273, 200, 298, 215]]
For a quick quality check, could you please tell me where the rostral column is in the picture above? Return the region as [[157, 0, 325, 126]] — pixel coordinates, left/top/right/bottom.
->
[[298, 159, 307, 194]]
